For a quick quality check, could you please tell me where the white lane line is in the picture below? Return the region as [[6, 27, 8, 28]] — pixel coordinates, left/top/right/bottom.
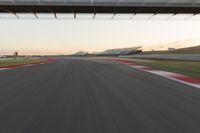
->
[[141, 68, 200, 89], [148, 70, 180, 77], [0, 61, 49, 71], [163, 76, 200, 89], [0, 68, 9, 71], [130, 65, 149, 69], [115, 61, 200, 89]]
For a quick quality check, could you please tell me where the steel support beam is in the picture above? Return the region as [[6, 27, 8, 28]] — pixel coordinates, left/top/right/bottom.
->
[[0, 5, 200, 14]]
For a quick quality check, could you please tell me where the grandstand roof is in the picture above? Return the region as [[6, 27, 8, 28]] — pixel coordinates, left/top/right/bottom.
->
[[72, 51, 89, 56], [98, 46, 142, 55]]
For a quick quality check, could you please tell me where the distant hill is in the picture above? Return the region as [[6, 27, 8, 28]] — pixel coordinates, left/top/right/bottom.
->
[[142, 45, 200, 54]]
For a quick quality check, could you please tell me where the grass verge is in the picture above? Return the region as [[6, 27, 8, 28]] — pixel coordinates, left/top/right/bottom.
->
[[129, 59, 200, 79], [0, 59, 47, 67]]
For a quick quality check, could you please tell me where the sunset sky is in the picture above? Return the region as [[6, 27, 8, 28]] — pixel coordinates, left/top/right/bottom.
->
[[1, 16, 200, 55]]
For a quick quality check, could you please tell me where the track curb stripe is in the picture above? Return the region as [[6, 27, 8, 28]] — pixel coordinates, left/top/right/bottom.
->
[[0, 59, 59, 71], [109, 59, 200, 89]]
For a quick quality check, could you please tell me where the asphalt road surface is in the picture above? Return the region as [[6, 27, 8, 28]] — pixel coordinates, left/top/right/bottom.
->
[[0, 57, 200, 133]]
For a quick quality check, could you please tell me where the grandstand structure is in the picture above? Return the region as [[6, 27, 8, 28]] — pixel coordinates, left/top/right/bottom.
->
[[98, 46, 142, 56], [72, 51, 89, 56], [142, 39, 200, 51], [0, 0, 200, 19]]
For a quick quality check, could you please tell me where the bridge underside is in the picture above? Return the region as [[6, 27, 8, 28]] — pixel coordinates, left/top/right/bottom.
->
[[1, 0, 200, 14], [0, 5, 200, 14]]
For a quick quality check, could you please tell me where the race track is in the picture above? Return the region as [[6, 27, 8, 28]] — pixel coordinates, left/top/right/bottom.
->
[[0, 58, 200, 133]]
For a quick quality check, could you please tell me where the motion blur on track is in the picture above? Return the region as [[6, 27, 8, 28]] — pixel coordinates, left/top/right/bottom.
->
[[0, 57, 200, 133]]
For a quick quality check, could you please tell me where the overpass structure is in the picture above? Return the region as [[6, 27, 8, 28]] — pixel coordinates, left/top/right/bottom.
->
[[0, 0, 200, 14], [0, 0, 200, 20]]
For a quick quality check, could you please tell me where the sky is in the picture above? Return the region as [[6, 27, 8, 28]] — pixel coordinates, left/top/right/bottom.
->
[[1, 16, 200, 55]]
